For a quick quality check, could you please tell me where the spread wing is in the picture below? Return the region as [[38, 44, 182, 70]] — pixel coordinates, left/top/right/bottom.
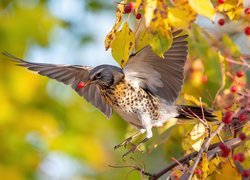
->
[[123, 30, 188, 104], [3, 52, 112, 118]]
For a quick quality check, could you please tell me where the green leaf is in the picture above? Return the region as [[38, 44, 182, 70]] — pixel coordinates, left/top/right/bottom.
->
[[149, 30, 173, 58], [111, 22, 135, 67]]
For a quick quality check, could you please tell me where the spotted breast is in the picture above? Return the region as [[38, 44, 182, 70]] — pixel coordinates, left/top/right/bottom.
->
[[101, 78, 178, 131]]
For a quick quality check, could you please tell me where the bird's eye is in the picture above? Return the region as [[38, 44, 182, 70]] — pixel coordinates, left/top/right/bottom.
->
[[95, 72, 102, 79]]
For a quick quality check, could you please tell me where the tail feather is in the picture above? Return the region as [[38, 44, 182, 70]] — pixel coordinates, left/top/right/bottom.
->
[[177, 105, 217, 122]]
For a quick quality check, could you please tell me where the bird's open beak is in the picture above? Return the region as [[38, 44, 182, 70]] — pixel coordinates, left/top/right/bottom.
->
[[77, 80, 93, 89]]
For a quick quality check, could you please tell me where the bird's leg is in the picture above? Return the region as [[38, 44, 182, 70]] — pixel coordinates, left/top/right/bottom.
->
[[114, 130, 143, 150], [122, 137, 149, 158], [121, 124, 152, 158]]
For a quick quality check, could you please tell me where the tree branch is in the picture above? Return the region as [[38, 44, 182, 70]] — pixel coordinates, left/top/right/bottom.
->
[[148, 134, 248, 180]]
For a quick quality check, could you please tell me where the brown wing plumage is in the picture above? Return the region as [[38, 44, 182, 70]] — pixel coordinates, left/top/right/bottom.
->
[[123, 30, 188, 105], [3, 52, 112, 118]]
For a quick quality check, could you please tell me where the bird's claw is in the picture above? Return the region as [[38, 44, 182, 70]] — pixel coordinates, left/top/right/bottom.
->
[[122, 144, 139, 158], [121, 138, 149, 158], [114, 137, 132, 150]]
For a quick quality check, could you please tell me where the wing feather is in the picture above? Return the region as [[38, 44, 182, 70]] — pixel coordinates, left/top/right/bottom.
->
[[123, 30, 188, 104], [3, 52, 112, 118]]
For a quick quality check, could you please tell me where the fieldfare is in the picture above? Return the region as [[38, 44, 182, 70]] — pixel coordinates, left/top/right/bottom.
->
[[3, 30, 215, 157]]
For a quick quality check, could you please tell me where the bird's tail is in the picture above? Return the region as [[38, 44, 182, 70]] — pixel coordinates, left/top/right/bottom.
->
[[176, 105, 217, 122]]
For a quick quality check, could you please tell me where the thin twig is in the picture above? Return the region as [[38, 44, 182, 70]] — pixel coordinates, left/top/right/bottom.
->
[[109, 164, 154, 177], [217, 133, 224, 143]]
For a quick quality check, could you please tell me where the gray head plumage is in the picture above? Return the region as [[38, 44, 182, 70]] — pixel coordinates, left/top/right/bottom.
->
[[89, 65, 124, 88]]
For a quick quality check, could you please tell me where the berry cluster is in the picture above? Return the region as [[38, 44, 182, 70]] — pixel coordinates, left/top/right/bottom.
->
[[229, 71, 245, 94], [217, 0, 250, 36], [233, 153, 245, 162], [233, 152, 250, 178], [124, 2, 142, 20]]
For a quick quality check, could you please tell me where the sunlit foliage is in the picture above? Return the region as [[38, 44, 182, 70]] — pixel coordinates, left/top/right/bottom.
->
[[0, 0, 249, 179]]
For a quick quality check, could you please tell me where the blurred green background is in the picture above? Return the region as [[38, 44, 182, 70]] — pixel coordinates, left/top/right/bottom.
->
[[0, 0, 249, 180]]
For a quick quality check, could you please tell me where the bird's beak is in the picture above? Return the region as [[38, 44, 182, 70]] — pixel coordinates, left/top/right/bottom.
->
[[77, 80, 94, 89]]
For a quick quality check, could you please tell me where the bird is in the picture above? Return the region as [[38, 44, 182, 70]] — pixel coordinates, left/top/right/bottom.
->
[[3, 30, 215, 157]]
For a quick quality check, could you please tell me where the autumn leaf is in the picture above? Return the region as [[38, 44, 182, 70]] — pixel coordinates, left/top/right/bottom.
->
[[144, 0, 173, 57], [188, 0, 215, 20], [184, 94, 206, 106], [134, 0, 142, 13], [215, 160, 242, 179], [208, 157, 221, 175], [189, 123, 207, 151], [144, 0, 157, 27], [105, 2, 124, 50], [135, 30, 153, 52], [201, 153, 209, 179], [168, 1, 196, 28], [111, 22, 135, 67], [149, 30, 172, 57], [217, 0, 243, 20], [168, 7, 192, 28]]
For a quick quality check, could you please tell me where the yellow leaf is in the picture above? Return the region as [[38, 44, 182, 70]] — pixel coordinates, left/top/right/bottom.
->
[[135, 0, 142, 13], [217, 0, 243, 20], [135, 30, 153, 52], [201, 153, 209, 179], [184, 94, 207, 107], [215, 160, 241, 180], [168, 7, 191, 28], [105, 2, 124, 50], [190, 123, 207, 151], [208, 157, 221, 175], [149, 30, 173, 57], [189, 0, 215, 20], [111, 22, 135, 67], [144, 0, 157, 27], [168, 2, 196, 28]]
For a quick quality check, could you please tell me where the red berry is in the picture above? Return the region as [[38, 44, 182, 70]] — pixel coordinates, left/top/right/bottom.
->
[[245, 8, 250, 15], [136, 13, 142, 19], [221, 150, 230, 157], [124, 5, 131, 14], [239, 133, 246, 141], [219, 143, 228, 150], [236, 70, 244, 78], [233, 154, 239, 161], [202, 75, 208, 83], [218, 0, 225, 4], [238, 153, 245, 162], [219, 143, 230, 157], [77, 81, 85, 89], [195, 169, 202, 175], [231, 85, 238, 93], [245, 26, 250, 36], [238, 113, 248, 122], [128, 2, 135, 10], [223, 111, 233, 124], [242, 170, 250, 178], [218, 19, 225, 26]]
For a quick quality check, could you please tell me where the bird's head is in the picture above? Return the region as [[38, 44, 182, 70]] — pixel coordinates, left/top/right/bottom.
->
[[81, 65, 124, 88]]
